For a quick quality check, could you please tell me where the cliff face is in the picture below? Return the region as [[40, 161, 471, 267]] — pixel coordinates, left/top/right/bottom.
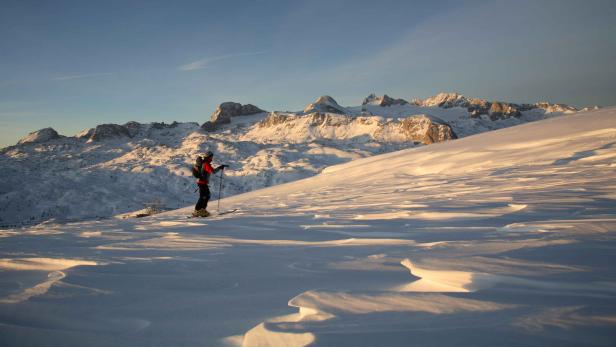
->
[[398, 115, 457, 144]]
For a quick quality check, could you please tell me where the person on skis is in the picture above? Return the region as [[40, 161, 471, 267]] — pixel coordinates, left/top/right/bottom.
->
[[193, 151, 228, 217]]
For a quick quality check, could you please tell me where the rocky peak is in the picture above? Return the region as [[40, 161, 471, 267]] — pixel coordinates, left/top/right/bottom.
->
[[415, 92, 469, 108], [210, 102, 265, 124], [362, 94, 408, 106], [202, 102, 266, 131], [17, 127, 62, 145], [303, 95, 349, 114]]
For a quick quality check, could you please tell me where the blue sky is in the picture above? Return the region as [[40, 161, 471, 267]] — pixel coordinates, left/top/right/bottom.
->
[[1, 0, 615, 147]]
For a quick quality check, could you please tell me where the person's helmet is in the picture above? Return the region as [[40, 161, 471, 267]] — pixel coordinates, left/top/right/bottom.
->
[[204, 151, 213, 158]]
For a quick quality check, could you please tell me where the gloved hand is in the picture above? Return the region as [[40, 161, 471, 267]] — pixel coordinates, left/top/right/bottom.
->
[[218, 164, 229, 170]]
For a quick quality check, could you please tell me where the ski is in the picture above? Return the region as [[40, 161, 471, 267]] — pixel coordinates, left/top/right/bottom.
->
[[187, 209, 238, 218], [217, 208, 238, 216]]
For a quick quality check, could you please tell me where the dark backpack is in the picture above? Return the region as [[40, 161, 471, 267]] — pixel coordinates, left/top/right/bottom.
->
[[192, 156, 204, 179]]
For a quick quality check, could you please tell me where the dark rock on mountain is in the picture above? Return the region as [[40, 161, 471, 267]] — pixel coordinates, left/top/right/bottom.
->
[[488, 102, 521, 120], [123, 121, 144, 137], [201, 121, 217, 132], [88, 124, 132, 141], [467, 99, 492, 118]]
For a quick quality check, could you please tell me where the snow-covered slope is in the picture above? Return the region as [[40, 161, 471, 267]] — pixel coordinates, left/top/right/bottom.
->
[[0, 107, 614, 346], [0, 93, 588, 225]]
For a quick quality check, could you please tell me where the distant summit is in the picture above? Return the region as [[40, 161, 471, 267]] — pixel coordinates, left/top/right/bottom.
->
[[17, 127, 62, 145], [303, 96, 349, 114], [202, 102, 266, 131], [362, 94, 408, 107], [412, 92, 579, 120], [412, 92, 468, 108]]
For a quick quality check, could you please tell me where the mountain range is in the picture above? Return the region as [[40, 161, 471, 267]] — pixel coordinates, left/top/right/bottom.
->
[[0, 92, 594, 225]]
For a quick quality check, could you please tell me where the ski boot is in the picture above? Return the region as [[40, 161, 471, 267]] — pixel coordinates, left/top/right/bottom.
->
[[192, 209, 211, 218]]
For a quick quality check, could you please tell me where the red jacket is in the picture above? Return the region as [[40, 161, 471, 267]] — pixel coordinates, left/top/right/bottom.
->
[[197, 160, 215, 185]]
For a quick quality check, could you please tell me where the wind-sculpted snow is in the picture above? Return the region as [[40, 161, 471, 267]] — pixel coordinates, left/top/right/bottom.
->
[[0, 107, 615, 346], [0, 258, 98, 304]]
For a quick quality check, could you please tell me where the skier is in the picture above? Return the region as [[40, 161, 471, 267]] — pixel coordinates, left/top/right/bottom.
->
[[193, 151, 228, 217]]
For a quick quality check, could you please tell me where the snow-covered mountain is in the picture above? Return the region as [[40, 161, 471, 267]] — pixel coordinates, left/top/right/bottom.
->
[[0, 106, 614, 346], [0, 93, 590, 225]]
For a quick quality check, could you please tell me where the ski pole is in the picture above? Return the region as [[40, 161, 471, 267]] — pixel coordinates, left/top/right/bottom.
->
[[217, 168, 224, 213]]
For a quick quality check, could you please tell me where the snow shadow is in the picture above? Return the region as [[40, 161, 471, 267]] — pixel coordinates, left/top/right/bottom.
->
[[553, 141, 616, 165]]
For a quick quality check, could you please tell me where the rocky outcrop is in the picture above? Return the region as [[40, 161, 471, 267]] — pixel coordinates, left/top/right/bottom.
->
[[303, 96, 349, 114], [362, 94, 408, 107], [200, 121, 217, 132], [488, 102, 521, 120], [123, 121, 144, 137], [85, 124, 132, 142], [17, 128, 62, 145], [466, 98, 491, 117], [202, 102, 266, 131], [398, 115, 457, 144]]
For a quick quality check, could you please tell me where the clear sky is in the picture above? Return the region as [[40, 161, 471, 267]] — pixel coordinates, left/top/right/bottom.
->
[[1, 0, 615, 147]]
